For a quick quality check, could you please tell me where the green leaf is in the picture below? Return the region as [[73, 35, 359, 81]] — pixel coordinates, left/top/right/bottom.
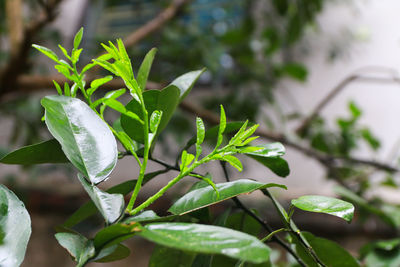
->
[[196, 117, 205, 145], [32, 44, 59, 62], [41, 95, 118, 184], [244, 143, 290, 177], [290, 232, 359, 267], [63, 170, 165, 228], [0, 185, 31, 267], [220, 155, 243, 172], [94, 222, 141, 250], [73, 27, 84, 50], [58, 44, 71, 60], [88, 75, 113, 96], [53, 80, 63, 95], [137, 48, 157, 90], [149, 245, 196, 267], [171, 69, 205, 102], [360, 239, 400, 267], [150, 110, 163, 133], [124, 210, 161, 223], [216, 105, 227, 148], [281, 63, 308, 82], [0, 139, 68, 165], [139, 222, 270, 264], [291, 195, 355, 222], [169, 179, 286, 215], [92, 244, 130, 263], [183, 122, 249, 150], [121, 85, 180, 143], [55, 232, 95, 267], [77, 174, 124, 224]]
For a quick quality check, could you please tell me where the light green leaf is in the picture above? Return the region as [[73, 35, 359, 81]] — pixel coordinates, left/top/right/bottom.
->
[[150, 110, 163, 133], [53, 80, 63, 95], [220, 155, 243, 172], [171, 69, 205, 102], [169, 179, 286, 215], [216, 105, 227, 148], [291, 195, 355, 222], [196, 117, 205, 145], [55, 232, 95, 267], [0, 139, 68, 165], [0, 185, 31, 267], [32, 44, 59, 62], [73, 27, 84, 50], [77, 174, 124, 224], [138, 48, 157, 90], [88, 76, 113, 96], [139, 222, 270, 264], [149, 245, 195, 267], [41, 95, 118, 184]]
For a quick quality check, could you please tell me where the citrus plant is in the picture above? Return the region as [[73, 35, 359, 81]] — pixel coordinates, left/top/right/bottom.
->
[[0, 28, 358, 266]]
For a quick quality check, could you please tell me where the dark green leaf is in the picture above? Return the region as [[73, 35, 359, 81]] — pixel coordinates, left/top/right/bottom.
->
[[149, 245, 196, 267], [281, 63, 308, 81], [171, 69, 205, 102], [0, 139, 68, 165], [124, 210, 161, 223], [139, 223, 270, 263], [291, 195, 355, 222], [77, 174, 124, 224], [244, 143, 290, 177], [94, 222, 141, 250], [55, 232, 95, 267], [290, 232, 360, 267], [121, 85, 180, 143], [169, 179, 286, 215], [41, 95, 118, 184], [137, 48, 157, 90], [0, 185, 31, 267], [92, 244, 130, 263]]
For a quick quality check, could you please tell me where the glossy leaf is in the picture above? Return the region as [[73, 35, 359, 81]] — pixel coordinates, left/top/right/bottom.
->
[[291, 195, 354, 222], [0, 139, 68, 165], [139, 222, 270, 263], [220, 155, 243, 172], [55, 232, 95, 267], [63, 170, 166, 228], [244, 143, 290, 177], [196, 117, 205, 145], [137, 48, 157, 90], [0, 185, 31, 267], [171, 69, 205, 101], [121, 85, 180, 143], [150, 110, 163, 133], [149, 245, 195, 267], [92, 244, 130, 263], [78, 174, 124, 224], [88, 75, 113, 95], [41, 95, 118, 184], [124, 210, 161, 223], [94, 222, 141, 250], [290, 232, 360, 267], [169, 179, 286, 215]]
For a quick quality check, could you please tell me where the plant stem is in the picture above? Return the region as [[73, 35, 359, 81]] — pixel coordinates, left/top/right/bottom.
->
[[126, 93, 150, 212], [261, 228, 288, 243]]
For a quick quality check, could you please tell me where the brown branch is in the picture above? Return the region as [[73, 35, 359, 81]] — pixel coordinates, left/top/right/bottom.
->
[[296, 74, 400, 135], [123, 0, 192, 48], [0, 0, 64, 96]]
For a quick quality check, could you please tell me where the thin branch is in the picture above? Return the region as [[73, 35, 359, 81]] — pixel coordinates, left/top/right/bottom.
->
[[123, 0, 192, 48], [296, 73, 400, 135], [220, 162, 307, 267], [0, 0, 64, 96]]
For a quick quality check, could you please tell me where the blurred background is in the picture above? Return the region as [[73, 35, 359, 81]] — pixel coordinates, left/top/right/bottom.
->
[[2, 0, 400, 266]]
